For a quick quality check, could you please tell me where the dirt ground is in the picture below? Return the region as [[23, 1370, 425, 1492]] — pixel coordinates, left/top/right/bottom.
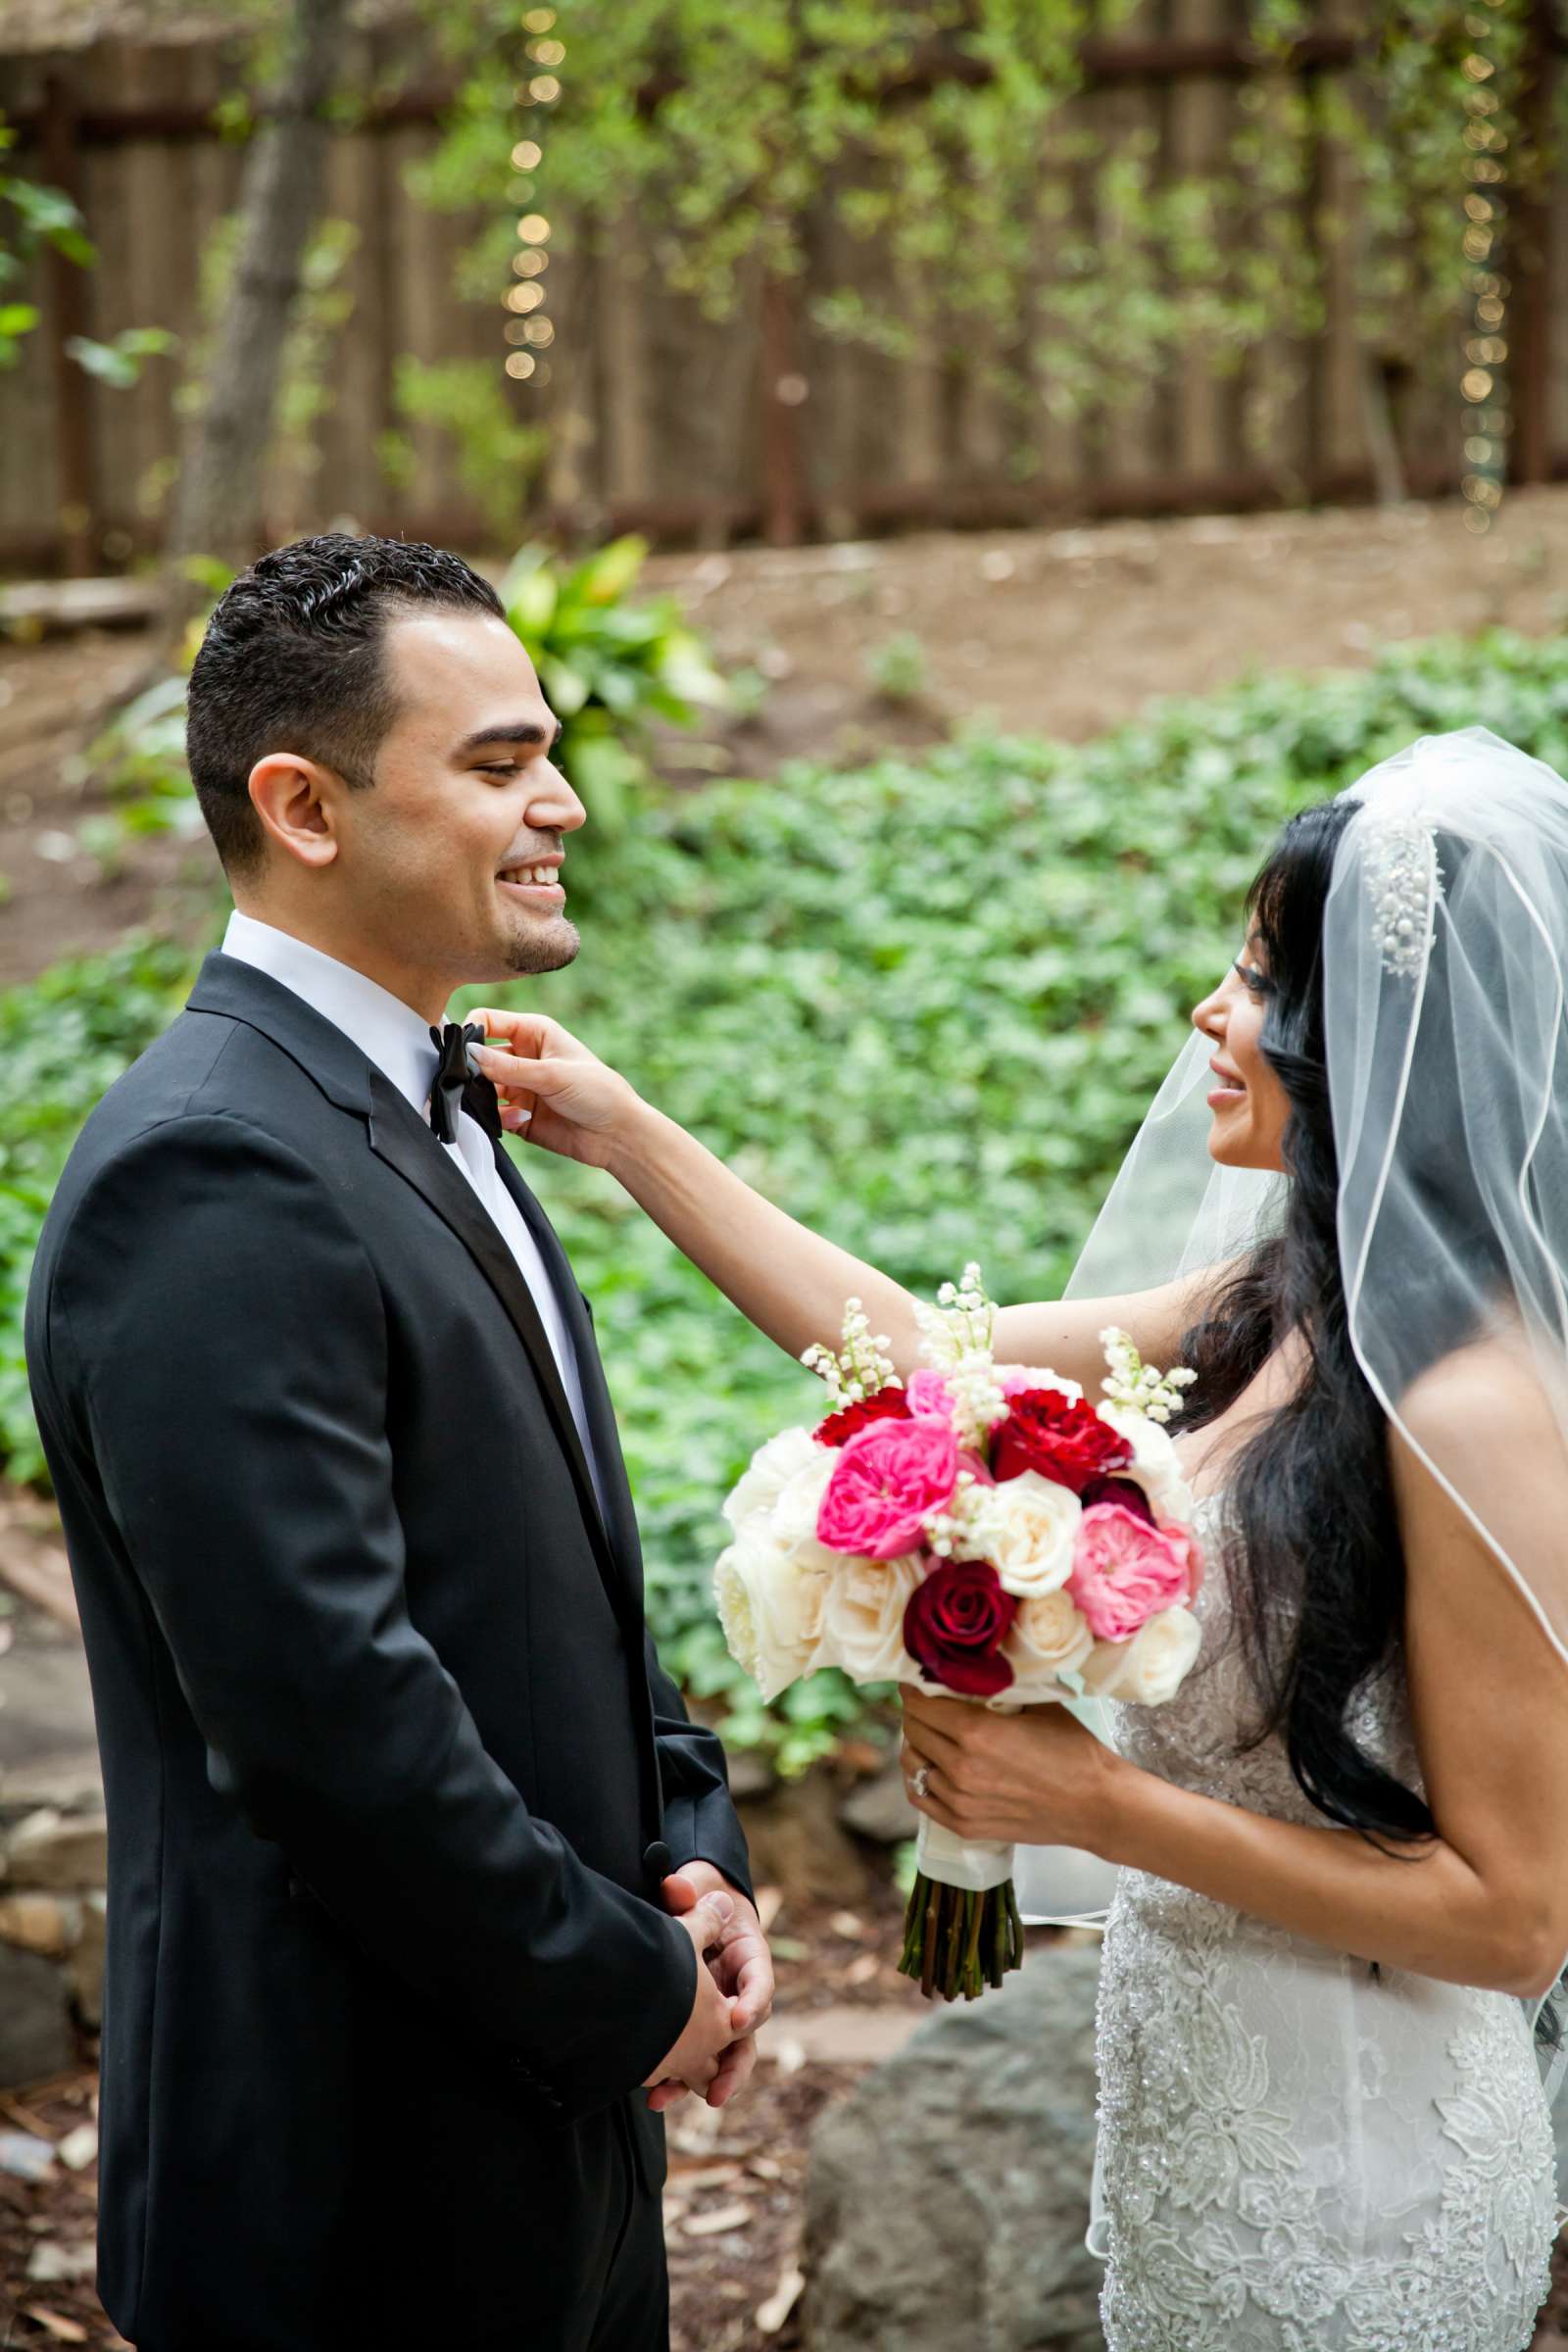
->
[[9, 484, 1568, 987], [0, 1883, 930, 2352], [3, 1898, 1565, 2352], [5, 489, 1568, 2342]]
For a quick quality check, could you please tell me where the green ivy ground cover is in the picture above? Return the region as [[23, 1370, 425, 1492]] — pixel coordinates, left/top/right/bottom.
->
[[7, 629, 1568, 1763]]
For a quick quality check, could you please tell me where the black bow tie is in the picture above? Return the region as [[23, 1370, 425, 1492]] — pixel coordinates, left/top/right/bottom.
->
[[428, 1020, 498, 1145]]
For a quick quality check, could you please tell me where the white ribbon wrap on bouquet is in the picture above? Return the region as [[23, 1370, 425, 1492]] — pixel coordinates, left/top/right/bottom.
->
[[1014, 1689, 1121, 1928], [913, 1815, 1014, 1894]]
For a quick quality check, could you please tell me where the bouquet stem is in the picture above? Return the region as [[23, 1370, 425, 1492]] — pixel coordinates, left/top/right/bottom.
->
[[899, 1873, 1024, 2001], [898, 1816, 1022, 2000]]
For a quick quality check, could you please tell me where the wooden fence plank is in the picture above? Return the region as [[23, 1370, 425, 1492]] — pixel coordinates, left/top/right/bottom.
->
[[6, 16, 1566, 566], [1168, 0, 1231, 483]]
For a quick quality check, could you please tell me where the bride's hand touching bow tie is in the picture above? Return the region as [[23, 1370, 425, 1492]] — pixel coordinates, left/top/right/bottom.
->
[[469, 1006, 935, 1389], [466, 1009, 643, 1169]]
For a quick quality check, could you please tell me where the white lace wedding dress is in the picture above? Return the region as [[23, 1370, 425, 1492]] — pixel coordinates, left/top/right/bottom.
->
[[1093, 1485, 1559, 2352]]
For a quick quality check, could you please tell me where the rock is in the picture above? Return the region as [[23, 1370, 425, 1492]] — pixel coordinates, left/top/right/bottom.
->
[[735, 1768, 868, 1905], [25, 2238, 98, 2283], [56, 2123, 98, 2172], [760, 2003, 921, 2070], [0, 1941, 76, 2089], [4, 1808, 108, 1890], [838, 1759, 916, 1844], [804, 1942, 1104, 2352], [0, 1751, 104, 1821], [0, 1892, 81, 1958], [0, 2131, 56, 2181], [725, 1747, 776, 1803], [66, 1892, 106, 2030]]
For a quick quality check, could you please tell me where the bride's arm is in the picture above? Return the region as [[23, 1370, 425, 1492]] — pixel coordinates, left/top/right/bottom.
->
[[992, 1269, 1216, 1392], [902, 1364, 1568, 1999], [468, 1008, 1190, 1388]]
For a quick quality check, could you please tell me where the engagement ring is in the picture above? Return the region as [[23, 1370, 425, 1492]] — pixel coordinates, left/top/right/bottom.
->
[[909, 1763, 931, 1801]]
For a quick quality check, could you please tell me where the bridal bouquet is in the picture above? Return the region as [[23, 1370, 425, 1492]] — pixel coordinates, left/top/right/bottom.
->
[[715, 1266, 1204, 2001]]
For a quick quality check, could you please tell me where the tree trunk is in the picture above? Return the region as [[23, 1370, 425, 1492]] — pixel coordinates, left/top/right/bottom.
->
[[161, 0, 352, 631], [1359, 351, 1406, 509]]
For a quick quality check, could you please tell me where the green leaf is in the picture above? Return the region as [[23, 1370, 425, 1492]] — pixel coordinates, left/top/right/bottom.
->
[[572, 534, 651, 607], [535, 652, 592, 718], [64, 335, 137, 388], [562, 727, 646, 836], [504, 564, 559, 641]]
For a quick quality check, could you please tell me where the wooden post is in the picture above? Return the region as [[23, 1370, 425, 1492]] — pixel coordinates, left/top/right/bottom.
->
[[1508, 0, 1557, 487], [38, 71, 100, 576], [597, 221, 653, 508], [759, 267, 808, 547], [1168, 0, 1229, 485]]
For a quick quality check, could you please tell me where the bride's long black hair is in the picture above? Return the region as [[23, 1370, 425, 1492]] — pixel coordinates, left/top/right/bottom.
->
[[1177, 799, 1567, 2054], [1177, 794, 1447, 1846]]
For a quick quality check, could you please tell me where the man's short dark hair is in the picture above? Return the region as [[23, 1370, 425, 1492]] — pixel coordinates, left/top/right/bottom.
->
[[185, 532, 506, 879]]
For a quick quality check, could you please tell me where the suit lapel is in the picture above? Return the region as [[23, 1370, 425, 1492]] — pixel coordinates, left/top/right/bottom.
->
[[488, 1147, 661, 1828], [491, 1149, 646, 1609], [364, 1074, 630, 1629], [187, 955, 638, 1637]]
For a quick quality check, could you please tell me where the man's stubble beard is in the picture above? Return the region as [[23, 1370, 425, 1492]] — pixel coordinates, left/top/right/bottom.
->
[[500, 915, 581, 978]]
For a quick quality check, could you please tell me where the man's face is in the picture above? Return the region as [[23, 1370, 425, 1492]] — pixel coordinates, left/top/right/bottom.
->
[[331, 608, 587, 989]]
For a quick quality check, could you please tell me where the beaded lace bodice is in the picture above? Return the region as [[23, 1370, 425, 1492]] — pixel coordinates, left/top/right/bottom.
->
[[1093, 1486, 1556, 2352]]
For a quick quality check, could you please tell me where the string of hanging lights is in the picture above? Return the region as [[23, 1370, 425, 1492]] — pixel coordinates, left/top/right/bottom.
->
[[502, 6, 562, 389], [1457, 0, 1511, 536]]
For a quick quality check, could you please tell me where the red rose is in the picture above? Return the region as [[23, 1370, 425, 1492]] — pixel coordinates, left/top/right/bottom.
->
[[991, 1389, 1132, 1493], [1079, 1473, 1154, 1524], [903, 1559, 1018, 1697], [815, 1387, 911, 1448]]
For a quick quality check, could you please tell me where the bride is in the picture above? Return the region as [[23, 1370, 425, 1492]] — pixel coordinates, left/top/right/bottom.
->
[[470, 725, 1566, 2349]]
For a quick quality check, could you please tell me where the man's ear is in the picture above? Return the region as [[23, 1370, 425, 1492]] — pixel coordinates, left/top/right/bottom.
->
[[248, 753, 342, 870]]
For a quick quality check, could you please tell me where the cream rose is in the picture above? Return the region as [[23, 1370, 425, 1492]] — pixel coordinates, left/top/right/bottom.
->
[[962, 1468, 1079, 1598], [767, 1446, 844, 1570], [714, 1522, 830, 1701], [1006, 1588, 1095, 1694], [819, 1552, 923, 1684], [1096, 1402, 1195, 1523], [723, 1425, 822, 1531], [1078, 1603, 1201, 1706]]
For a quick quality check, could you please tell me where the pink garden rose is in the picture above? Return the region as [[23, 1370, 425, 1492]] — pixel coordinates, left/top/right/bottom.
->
[[816, 1417, 960, 1559], [1160, 1518, 1205, 1602], [905, 1368, 957, 1425], [1067, 1501, 1193, 1642]]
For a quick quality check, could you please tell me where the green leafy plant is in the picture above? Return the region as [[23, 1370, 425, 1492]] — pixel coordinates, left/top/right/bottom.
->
[[495, 535, 731, 837], [865, 630, 929, 707], [418, 3, 1529, 481], [0, 934, 206, 1485], [0, 111, 174, 381], [13, 630, 1568, 1760], [376, 356, 548, 540]]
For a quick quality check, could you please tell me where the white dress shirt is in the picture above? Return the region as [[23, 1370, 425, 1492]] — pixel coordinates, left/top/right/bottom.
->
[[221, 910, 607, 1518]]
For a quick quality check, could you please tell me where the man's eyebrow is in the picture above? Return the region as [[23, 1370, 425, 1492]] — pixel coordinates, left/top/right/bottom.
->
[[452, 718, 563, 757]]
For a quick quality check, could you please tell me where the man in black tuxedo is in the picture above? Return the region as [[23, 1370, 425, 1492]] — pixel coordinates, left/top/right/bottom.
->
[[24, 534, 769, 2352]]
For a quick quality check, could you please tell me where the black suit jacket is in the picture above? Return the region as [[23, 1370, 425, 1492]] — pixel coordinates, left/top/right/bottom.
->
[[24, 951, 752, 2351]]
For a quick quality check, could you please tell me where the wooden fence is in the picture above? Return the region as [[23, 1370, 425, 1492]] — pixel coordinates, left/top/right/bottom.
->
[[1, 0, 1565, 572]]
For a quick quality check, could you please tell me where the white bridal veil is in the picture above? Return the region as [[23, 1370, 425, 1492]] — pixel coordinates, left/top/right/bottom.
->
[[1015, 726, 1568, 2110]]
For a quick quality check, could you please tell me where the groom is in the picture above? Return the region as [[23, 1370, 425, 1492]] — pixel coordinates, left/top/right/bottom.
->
[[24, 533, 767, 2352]]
